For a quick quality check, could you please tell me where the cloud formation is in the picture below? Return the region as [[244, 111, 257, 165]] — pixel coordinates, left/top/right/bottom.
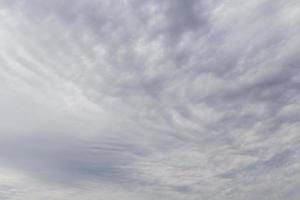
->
[[0, 0, 299, 199]]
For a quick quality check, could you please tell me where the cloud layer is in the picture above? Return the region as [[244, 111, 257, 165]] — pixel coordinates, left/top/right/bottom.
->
[[0, 0, 299, 199]]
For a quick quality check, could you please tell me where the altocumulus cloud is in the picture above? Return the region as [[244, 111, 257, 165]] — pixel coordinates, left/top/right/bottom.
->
[[0, 0, 299, 199]]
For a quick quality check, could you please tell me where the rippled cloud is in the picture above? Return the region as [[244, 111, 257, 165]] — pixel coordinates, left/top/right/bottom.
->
[[0, 0, 299, 199]]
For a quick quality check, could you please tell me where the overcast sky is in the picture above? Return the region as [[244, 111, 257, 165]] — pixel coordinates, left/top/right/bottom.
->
[[0, 0, 299, 199]]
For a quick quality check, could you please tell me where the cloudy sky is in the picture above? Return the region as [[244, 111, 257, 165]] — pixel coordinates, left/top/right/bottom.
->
[[0, 0, 299, 199]]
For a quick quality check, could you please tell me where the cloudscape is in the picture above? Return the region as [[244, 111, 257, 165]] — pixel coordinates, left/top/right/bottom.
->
[[0, 0, 299, 199]]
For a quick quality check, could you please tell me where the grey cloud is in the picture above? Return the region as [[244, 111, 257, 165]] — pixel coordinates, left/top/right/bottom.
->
[[0, 134, 141, 183], [0, 0, 299, 199]]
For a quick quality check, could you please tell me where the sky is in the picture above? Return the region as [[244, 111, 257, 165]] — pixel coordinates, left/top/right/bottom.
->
[[0, 0, 299, 199]]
